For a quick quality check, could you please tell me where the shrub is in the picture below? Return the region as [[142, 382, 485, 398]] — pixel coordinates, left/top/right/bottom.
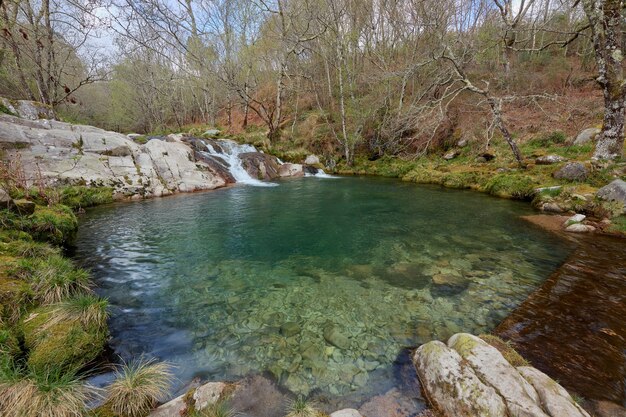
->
[[528, 130, 567, 147], [105, 358, 173, 417], [19, 255, 91, 304]]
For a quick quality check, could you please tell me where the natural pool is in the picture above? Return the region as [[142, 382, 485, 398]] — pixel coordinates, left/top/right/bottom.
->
[[74, 177, 573, 405]]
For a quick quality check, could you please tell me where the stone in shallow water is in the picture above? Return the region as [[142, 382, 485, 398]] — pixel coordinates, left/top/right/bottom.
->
[[331, 409, 363, 417], [280, 321, 301, 337], [324, 325, 351, 349]]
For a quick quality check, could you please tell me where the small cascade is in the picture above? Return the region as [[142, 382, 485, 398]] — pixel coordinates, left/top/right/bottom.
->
[[305, 168, 338, 178], [200, 139, 277, 187]]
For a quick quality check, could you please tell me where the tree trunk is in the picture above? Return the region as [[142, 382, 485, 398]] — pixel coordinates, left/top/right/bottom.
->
[[488, 98, 524, 166], [595, 86, 625, 159]]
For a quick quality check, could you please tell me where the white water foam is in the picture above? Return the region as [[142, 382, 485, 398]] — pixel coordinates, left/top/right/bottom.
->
[[201, 139, 278, 187]]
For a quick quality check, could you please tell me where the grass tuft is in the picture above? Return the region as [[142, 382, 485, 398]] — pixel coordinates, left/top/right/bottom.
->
[[285, 396, 327, 417], [0, 365, 95, 417], [19, 255, 91, 304], [105, 358, 173, 417]]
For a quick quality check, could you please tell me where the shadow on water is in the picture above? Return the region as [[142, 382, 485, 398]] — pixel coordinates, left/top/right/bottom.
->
[[497, 235, 626, 407]]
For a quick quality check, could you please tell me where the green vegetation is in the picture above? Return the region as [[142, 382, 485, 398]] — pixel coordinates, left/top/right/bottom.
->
[[60, 186, 114, 209], [285, 397, 328, 417], [104, 358, 173, 417]]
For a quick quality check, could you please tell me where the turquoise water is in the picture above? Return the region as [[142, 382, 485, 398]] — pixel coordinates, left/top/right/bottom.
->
[[74, 177, 571, 403]]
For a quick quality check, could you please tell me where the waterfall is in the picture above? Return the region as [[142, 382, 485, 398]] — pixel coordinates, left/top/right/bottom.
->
[[200, 139, 277, 187]]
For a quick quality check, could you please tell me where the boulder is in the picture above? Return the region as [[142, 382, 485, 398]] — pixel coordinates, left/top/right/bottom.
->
[[204, 129, 220, 136], [573, 128, 600, 146], [193, 381, 227, 410], [553, 162, 588, 181], [535, 155, 566, 165], [443, 150, 459, 160], [541, 202, 563, 213], [278, 163, 304, 178], [305, 154, 320, 165], [12, 199, 35, 215], [330, 410, 362, 417], [565, 223, 595, 233], [239, 152, 281, 180], [517, 367, 591, 417], [413, 341, 507, 417], [148, 394, 188, 417], [596, 179, 626, 213], [448, 333, 548, 417], [0, 188, 13, 209], [565, 214, 586, 224], [457, 137, 469, 147]]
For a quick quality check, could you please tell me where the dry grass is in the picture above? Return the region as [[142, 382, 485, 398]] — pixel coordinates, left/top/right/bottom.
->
[[105, 358, 173, 417], [0, 366, 95, 417], [285, 397, 328, 417], [36, 294, 109, 335]]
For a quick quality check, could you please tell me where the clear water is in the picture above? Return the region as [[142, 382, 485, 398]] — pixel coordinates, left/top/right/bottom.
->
[[73, 177, 572, 404]]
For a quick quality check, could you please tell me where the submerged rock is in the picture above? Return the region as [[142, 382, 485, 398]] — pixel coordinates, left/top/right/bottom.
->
[[324, 325, 351, 349]]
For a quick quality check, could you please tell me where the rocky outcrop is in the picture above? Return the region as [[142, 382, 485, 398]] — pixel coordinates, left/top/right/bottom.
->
[[413, 333, 590, 417], [596, 179, 626, 213], [1, 97, 55, 120], [0, 104, 304, 199]]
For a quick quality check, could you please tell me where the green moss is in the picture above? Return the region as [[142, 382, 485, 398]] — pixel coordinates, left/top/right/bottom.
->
[[0, 257, 33, 323], [607, 215, 626, 234], [484, 173, 538, 200], [0, 103, 17, 116], [0, 324, 21, 358], [21, 306, 107, 373], [60, 186, 114, 209], [25, 205, 78, 245]]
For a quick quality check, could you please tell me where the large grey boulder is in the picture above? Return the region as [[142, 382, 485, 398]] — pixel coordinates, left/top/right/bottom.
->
[[1, 98, 55, 120], [278, 163, 304, 177], [517, 367, 590, 417], [240, 152, 281, 180], [448, 334, 548, 417], [553, 162, 588, 181], [305, 154, 320, 165], [413, 341, 507, 417], [573, 128, 600, 145], [414, 334, 592, 417], [596, 179, 626, 213]]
